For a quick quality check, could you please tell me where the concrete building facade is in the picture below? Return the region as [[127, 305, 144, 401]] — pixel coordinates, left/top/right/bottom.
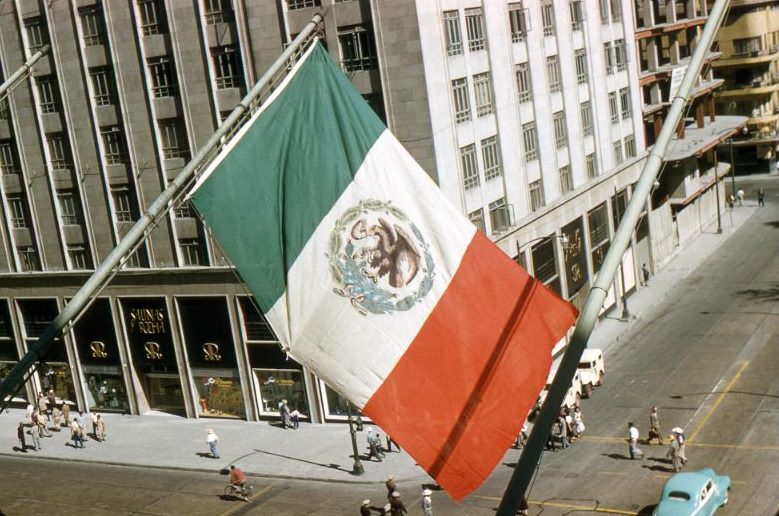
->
[[713, 0, 779, 174], [0, 0, 730, 423]]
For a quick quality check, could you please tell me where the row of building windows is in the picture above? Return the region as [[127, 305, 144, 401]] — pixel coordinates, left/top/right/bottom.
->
[[446, 0, 622, 58]]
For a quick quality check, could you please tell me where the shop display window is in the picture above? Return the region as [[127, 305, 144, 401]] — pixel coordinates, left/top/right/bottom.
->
[[84, 367, 129, 412], [322, 381, 363, 419], [40, 364, 77, 406], [193, 372, 245, 418], [254, 368, 308, 416]]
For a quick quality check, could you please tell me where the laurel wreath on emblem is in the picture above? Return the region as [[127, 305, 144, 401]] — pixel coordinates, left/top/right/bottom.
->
[[326, 199, 435, 316]]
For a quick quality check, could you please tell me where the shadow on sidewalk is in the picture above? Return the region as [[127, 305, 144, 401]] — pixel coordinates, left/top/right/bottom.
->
[[253, 448, 351, 474]]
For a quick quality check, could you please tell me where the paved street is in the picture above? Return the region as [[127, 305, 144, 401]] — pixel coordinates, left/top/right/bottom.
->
[[1, 178, 779, 515]]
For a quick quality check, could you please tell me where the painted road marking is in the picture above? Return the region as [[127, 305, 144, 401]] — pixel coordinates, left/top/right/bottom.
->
[[579, 435, 778, 451], [472, 495, 644, 515], [689, 361, 749, 442]]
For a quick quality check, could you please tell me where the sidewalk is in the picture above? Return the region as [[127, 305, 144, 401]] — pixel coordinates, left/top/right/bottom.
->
[[0, 205, 758, 486]]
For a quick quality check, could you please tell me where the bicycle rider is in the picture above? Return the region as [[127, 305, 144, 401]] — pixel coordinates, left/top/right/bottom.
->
[[229, 465, 247, 497]]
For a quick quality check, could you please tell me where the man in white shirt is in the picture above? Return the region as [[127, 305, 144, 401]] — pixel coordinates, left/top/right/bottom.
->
[[627, 422, 643, 459]]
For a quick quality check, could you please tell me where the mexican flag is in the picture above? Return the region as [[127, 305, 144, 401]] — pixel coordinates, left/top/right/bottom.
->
[[190, 42, 577, 500]]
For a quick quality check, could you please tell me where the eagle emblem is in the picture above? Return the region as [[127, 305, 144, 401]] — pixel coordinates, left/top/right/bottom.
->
[[327, 199, 435, 315]]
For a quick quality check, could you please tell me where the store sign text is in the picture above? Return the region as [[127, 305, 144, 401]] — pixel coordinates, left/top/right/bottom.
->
[[90, 341, 108, 358], [130, 308, 166, 335]]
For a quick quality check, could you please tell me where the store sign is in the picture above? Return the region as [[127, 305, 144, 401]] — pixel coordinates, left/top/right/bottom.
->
[[562, 218, 587, 296], [129, 308, 166, 335], [144, 341, 164, 360], [89, 341, 108, 359], [203, 342, 222, 362]]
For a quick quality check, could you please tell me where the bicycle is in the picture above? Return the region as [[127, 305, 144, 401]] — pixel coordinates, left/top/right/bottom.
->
[[224, 483, 253, 501]]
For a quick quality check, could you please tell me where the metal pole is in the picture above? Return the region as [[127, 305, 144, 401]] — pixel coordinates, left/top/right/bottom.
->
[[496, 1, 732, 514], [714, 154, 722, 234], [346, 402, 365, 475], [0, 15, 324, 407], [729, 138, 736, 202], [0, 45, 49, 103]]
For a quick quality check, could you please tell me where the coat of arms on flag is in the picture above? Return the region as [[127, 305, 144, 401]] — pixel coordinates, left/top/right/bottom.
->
[[189, 40, 577, 500]]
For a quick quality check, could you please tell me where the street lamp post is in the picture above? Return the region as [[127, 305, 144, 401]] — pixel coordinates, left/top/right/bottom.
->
[[714, 156, 722, 234], [346, 402, 364, 475], [729, 137, 736, 202]]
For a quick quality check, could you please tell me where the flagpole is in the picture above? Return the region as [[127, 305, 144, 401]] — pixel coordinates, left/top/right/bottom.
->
[[496, 1, 732, 514], [0, 45, 50, 103], [0, 15, 324, 409]]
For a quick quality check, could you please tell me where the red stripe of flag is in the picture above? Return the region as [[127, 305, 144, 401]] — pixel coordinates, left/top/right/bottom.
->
[[364, 231, 578, 500]]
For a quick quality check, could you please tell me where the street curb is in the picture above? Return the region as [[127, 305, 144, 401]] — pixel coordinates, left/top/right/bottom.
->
[[0, 451, 429, 486]]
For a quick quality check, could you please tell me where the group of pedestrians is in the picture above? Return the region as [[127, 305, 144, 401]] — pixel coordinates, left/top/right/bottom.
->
[[626, 406, 688, 471], [545, 405, 586, 451], [15, 394, 107, 452], [359, 475, 432, 515], [365, 427, 400, 463]]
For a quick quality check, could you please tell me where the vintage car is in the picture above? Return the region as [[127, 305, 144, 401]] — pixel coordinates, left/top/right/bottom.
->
[[653, 468, 730, 516], [577, 348, 605, 398]]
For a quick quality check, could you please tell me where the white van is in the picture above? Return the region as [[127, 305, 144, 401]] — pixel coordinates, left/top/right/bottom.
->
[[532, 368, 582, 417], [578, 348, 605, 398]]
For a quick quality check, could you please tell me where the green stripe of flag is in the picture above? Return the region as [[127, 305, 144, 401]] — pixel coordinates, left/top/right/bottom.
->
[[191, 43, 385, 312]]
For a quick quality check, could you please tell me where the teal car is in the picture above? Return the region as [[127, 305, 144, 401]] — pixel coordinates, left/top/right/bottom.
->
[[654, 468, 730, 516]]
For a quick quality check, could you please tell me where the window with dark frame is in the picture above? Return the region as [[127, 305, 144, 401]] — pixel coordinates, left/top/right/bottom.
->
[[580, 101, 593, 136], [212, 45, 244, 88], [529, 179, 544, 211], [159, 118, 190, 159], [203, 0, 233, 25], [8, 195, 30, 229], [468, 209, 485, 234], [57, 190, 79, 225], [179, 238, 205, 266], [137, 0, 167, 36], [37, 77, 59, 113], [148, 56, 177, 97], [47, 134, 72, 171], [337, 26, 377, 72], [516, 62, 532, 103], [90, 67, 114, 106], [489, 197, 511, 234], [17, 246, 40, 272], [460, 144, 479, 190], [559, 164, 573, 194], [523, 122, 538, 162], [80, 6, 105, 47], [0, 140, 19, 175], [111, 186, 136, 222], [101, 126, 126, 165], [25, 17, 48, 51]]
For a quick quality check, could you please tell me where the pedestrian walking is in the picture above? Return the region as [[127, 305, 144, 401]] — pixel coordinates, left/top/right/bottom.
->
[[96, 415, 106, 442], [758, 188, 766, 207], [279, 399, 292, 429], [62, 403, 71, 428], [46, 390, 55, 420], [382, 503, 392, 516], [421, 488, 433, 516], [647, 406, 664, 444], [30, 422, 41, 451], [573, 406, 585, 439], [673, 427, 687, 466], [17, 421, 26, 452], [37, 392, 48, 420], [25, 403, 33, 422], [367, 427, 385, 462], [385, 475, 396, 501], [78, 411, 88, 441], [641, 263, 650, 286], [91, 412, 99, 438], [627, 422, 643, 459], [289, 408, 300, 429], [389, 491, 407, 516], [70, 417, 84, 448], [737, 188, 745, 206], [51, 406, 63, 431], [557, 413, 569, 449], [666, 436, 682, 472], [360, 499, 372, 516], [38, 412, 52, 437], [206, 428, 219, 459]]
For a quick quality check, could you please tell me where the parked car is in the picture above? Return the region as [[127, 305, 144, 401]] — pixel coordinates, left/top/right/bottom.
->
[[653, 468, 730, 516], [578, 348, 605, 398]]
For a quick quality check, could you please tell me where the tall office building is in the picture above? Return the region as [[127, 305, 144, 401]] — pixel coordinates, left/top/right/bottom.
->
[[713, 0, 779, 174], [0, 0, 726, 423]]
